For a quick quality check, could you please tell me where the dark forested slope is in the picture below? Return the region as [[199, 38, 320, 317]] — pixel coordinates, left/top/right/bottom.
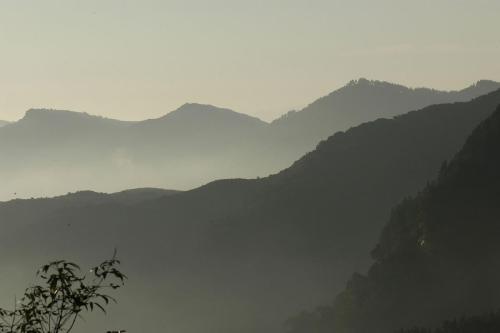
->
[[285, 106, 500, 333], [2, 91, 500, 333]]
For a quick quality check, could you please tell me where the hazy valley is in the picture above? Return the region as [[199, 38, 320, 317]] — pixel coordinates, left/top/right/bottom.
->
[[1, 79, 499, 201], [3, 2, 500, 332], [2, 81, 500, 332]]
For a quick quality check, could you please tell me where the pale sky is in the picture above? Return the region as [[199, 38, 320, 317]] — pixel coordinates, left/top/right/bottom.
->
[[0, 0, 499, 122]]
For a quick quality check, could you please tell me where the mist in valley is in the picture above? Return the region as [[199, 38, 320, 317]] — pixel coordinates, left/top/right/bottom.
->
[[1, 1, 500, 333]]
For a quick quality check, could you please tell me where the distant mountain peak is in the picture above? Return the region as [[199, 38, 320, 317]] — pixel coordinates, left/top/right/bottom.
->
[[475, 79, 498, 86], [23, 108, 93, 120], [344, 78, 433, 92], [347, 77, 375, 86], [174, 103, 229, 114], [159, 103, 267, 124], [465, 79, 500, 91], [344, 78, 500, 94], [16, 108, 135, 127]]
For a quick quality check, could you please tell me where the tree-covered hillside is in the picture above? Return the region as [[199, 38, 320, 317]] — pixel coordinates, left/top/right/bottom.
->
[[2, 91, 500, 333], [286, 105, 500, 333]]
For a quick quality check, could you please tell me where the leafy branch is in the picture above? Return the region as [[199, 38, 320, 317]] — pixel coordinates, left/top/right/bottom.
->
[[0, 252, 126, 333]]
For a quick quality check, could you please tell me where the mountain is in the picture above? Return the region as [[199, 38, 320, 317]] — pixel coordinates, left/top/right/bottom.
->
[[139, 102, 265, 128], [2, 91, 500, 333], [0, 108, 133, 148], [0, 80, 499, 200], [0, 188, 178, 233], [128, 103, 269, 175], [0, 104, 268, 200], [106, 187, 179, 204], [132, 103, 266, 144], [270, 79, 500, 153], [284, 107, 500, 333]]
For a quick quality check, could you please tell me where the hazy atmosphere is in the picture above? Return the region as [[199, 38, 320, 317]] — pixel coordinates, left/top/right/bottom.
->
[[1, 1, 500, 333], [1, 0, 500, 121]]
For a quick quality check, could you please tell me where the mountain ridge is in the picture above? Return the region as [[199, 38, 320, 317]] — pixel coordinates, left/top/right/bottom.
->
[[5, 79, 499, 125], [268, 79, 500, 153], [284, 106, 500, 333], [2, 89, 500, 332], [0, 79, 499, 200]]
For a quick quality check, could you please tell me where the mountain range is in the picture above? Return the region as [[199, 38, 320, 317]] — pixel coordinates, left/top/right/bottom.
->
[[285, 104, 500, 333], [1, 79, 499, 200], [1, 87, 500, 332], [270, 78, 500, 151]]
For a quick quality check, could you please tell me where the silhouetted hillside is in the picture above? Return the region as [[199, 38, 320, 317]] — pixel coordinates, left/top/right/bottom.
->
[[270, 79, 500, 153], [0, 188, 178, 231], [285, 105, 500, 333], [106, 188, 179, 204], [2, 91, 500, 333], [398, 312, 500, 333], [0, 80, 498, 200]]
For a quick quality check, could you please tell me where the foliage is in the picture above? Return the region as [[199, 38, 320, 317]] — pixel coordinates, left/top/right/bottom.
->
[[0, 253, 125, 333]]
